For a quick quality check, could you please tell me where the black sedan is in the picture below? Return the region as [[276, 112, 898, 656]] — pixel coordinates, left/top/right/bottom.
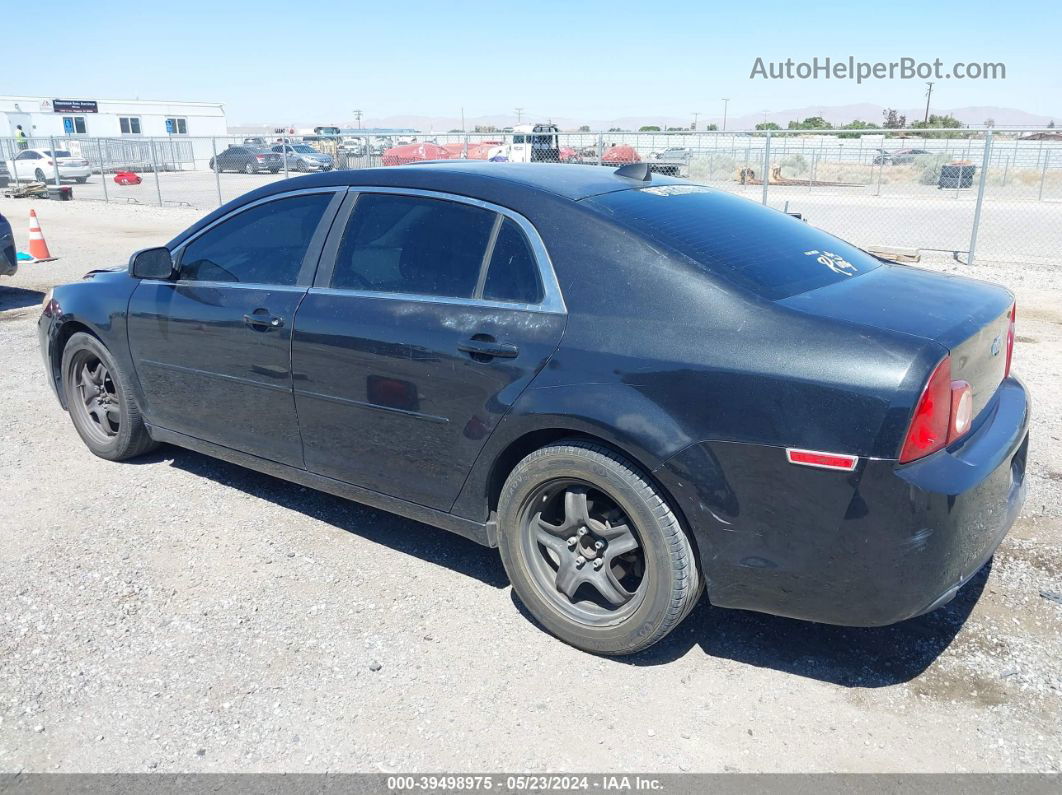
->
[[208, 146, 283, 174], [38, 163, 1028, 655]]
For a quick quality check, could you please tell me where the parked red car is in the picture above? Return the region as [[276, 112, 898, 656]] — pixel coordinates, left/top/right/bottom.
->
[[381, 143, 451, 166], [113, 171, 142, 186]]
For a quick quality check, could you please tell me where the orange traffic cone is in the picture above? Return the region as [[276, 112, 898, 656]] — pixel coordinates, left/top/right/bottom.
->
[[28, 210, 57, 262]]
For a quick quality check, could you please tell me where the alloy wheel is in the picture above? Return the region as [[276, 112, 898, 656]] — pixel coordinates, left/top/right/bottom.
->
[[519, 479, 646, 625], [71, 352, 120, 442]]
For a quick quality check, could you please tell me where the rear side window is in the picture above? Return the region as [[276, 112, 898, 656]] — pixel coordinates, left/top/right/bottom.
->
[[483, 219, 543, 304], [586, 186, 881, 299], [178, 193, 332, 285], [332, 193, 496, 298]]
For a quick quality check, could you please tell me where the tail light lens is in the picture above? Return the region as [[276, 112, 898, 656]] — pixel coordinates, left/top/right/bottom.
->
[[899, 357, 977, 463], [256, 154, 267, 161], [1004, 303, 1016, 378]]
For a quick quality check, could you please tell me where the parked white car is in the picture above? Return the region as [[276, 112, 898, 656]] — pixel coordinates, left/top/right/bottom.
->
[[6, 149, 91, 183]]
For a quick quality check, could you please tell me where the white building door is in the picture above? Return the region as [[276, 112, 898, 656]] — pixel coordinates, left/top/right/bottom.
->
[[7, 113, 32, 138]]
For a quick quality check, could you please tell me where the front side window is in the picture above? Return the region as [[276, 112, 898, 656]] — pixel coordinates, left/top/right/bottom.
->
[[178, 193, 332, 285], [332, 193, 496, 298], [119, 116, 141, 135]]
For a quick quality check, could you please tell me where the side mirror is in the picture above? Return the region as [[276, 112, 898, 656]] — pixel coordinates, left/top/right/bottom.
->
[[129, 247, 174, 280]]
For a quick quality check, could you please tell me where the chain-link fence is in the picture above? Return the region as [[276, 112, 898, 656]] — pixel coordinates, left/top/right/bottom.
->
[[1, 129, 1059, 265]]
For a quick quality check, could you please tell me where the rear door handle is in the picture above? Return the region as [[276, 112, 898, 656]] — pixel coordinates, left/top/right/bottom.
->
[[243, 312, 284, 329], [458, 336, 519, 359]]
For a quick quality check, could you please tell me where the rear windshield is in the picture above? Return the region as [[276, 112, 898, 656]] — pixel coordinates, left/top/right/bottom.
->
[[44, 150, 72, 158], [585, 185, 881, 299]]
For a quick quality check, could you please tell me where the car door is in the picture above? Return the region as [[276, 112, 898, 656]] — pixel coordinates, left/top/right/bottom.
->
[[126, 188, 344, 465], [290, 188, 567, 511]]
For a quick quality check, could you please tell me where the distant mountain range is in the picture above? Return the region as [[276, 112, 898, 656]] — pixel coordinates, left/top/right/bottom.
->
[[234, 104, 1058, 133]]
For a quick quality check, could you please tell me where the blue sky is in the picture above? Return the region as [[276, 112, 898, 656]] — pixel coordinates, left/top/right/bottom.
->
[[8, 0, 1060, 124]]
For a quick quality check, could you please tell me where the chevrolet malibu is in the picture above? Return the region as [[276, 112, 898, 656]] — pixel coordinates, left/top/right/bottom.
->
[[38, 162, 1029, 655]]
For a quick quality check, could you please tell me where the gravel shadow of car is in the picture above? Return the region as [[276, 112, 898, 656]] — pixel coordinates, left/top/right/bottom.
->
[[623, 561, 989, 685], [150, 445, 985, 685], [0, 286, 46, 314], [508, 561, 988, 686], [152, 446, 510, 589]]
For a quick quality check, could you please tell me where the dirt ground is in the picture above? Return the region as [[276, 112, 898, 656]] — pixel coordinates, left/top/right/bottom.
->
[[0, 198, 1059, 773]]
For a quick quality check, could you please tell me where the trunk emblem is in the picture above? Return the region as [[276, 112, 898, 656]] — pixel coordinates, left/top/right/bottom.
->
[[991, 335, 1002, 356]]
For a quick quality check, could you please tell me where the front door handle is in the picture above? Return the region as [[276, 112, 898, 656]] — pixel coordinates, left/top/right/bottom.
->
[[458, 335, 519, 360], [243, 311, 284, 329]]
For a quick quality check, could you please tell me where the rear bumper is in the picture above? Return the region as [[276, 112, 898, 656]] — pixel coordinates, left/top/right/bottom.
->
[[656, 376, 1030, 626]]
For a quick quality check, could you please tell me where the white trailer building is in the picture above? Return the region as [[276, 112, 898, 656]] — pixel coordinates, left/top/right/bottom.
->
[[1, 96, 226, 139]]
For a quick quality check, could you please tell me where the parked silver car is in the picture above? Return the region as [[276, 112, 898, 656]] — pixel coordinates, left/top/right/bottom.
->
[[270, 144, 334, 172]]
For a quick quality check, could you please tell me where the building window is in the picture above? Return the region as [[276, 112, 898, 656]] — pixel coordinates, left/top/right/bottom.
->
[[62, 116, 87, 135], [119, 116, 142, 135], [165, 117, 188, 135]]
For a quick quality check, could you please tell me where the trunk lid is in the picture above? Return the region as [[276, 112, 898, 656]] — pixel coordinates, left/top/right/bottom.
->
[[779, 262, 1013, 417]]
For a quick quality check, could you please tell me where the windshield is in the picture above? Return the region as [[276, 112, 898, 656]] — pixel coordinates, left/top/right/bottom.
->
[[292, 145, 316, 153], [585, 185, 881, 300]]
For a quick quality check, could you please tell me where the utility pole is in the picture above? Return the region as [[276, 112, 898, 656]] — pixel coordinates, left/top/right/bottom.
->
[[923, 82, 934, 123], [514, 107, 524, 124], [721, 98, 730, 131], [762, 109, 770, 126], [460, 107, 465, 132], [691, 111, 700, 131], [353, 109, 362, 129]]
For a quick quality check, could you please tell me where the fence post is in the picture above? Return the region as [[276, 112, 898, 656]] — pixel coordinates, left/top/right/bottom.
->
[[283, 135, 289, 180], [149, 138, 163, 206], [1038, 150, 1051, 202], [49, 136, 61, 187], [875, 142, 885, 196], [211, 137, 222, 207], [463, 133, 469, 159], [97, 138, 109, 203], [596, 133, 603, 166], [967, 130, 992, 266], [761, 130, 771, 205]]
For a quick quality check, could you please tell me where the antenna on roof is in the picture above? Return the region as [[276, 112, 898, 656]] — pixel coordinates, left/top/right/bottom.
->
[[614, 162, 651, 181]]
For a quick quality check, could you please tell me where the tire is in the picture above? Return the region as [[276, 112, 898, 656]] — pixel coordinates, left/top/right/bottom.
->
[[270, 168, 280, 174], [244, 162, 256, 174], [34, 168, 47, 182], [61, 332, 158, 461], [75, 176, 87, 183], [497, 439, 702, 655]]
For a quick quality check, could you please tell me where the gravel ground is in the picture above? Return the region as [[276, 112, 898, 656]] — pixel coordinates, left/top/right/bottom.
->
[[1, 198, 1060, 773]]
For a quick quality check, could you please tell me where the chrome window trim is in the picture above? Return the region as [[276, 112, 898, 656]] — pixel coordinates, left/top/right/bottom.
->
[[327, 186, 566, 315], [306, 286, 559, 315]]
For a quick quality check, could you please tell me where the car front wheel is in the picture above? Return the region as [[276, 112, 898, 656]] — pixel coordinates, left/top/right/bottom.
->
[[61, 332, 158, 461], [498, 440, 702, 655]]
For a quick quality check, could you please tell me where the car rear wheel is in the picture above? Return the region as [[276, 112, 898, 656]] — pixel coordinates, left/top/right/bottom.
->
[[61, 332, 158, 461], [498, 440, 702, 655], [75, 176, 87, 183], [34, 168, 47, 182], [244, 162, 256, 174]]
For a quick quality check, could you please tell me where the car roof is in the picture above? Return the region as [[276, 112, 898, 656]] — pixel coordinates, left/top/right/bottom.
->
[[248, 162, 686, 202]]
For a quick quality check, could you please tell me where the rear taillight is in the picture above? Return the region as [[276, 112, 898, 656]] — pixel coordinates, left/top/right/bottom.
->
[[899, 356, 975, 463], [256, 154, 267, 161], [1004, 303, 1016, 378]]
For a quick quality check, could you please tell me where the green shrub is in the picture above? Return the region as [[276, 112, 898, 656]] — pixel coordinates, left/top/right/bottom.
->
[[916, 154, 951, 185]]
